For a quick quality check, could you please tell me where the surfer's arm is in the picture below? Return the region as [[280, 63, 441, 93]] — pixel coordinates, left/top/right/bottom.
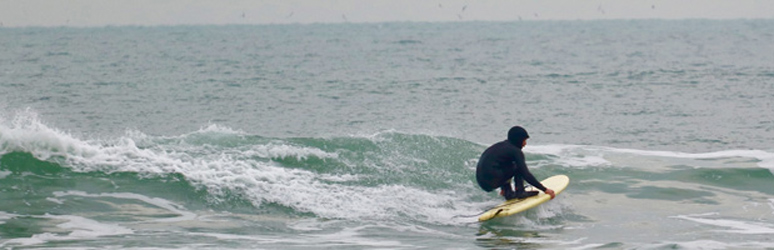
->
[[518, 164, 556, 199], [520, 167, 547, 191], [514, 155, 548, 191], [522, 168, 556, 199]]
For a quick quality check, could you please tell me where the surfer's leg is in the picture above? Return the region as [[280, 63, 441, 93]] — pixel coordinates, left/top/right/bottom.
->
[[512, 175, 538, 199], [499, 180, 516, 200], [513, 175, 525, 193], [501, 179, 535, 200]]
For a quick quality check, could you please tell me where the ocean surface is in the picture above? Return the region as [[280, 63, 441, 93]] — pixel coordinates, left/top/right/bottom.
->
[[1, 20, 774, 249]]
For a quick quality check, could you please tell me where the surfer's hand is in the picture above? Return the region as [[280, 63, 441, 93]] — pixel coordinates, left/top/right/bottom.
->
[[545, 189, 556, 200]]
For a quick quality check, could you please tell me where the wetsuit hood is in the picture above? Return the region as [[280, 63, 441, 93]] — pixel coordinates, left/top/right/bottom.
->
[[507, 126, 529, 147]]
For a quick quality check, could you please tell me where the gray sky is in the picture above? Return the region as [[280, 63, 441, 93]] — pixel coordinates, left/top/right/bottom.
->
[[1, 0, 773, 27]]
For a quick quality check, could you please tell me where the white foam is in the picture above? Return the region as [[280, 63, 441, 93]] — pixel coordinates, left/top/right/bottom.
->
[[672, 214, 774, 234], [47, 214, 134, 237], [0, 214, 133, 248], [528, 144, 774, 171], [0, 233, 54, 247], [0, 109, 102, 160], [189, 224, 415, 248], [603, 147, 774, 171], [302, 224, 409, 248], [609, 147, 773, 164], [54, 140, 454, 224], [187, 231, 284, 242], [641, 239, 774, 250], [53, 191, 196, 223], [527, 144, 612, 168], [18, 129, 477, 225], [317, 173, 360, 182], [562, 242, 607, 250], [248, 143, 339, 161], [0, 170, 10, 179], [194, 123, 246, 135], [45, 197, 64, 205], [0, 110, 338, 180], [0, 211, 15, 225], [133, 123, 246, 142]]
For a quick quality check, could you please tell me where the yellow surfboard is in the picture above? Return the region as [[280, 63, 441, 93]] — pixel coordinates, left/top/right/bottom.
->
[[478, 175, 570, 222]]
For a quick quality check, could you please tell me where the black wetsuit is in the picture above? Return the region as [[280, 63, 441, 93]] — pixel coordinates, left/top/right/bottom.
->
[[476, 140, 547, 193]]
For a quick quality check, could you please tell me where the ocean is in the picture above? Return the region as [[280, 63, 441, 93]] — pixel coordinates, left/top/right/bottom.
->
[[1, 20, 773, 249]]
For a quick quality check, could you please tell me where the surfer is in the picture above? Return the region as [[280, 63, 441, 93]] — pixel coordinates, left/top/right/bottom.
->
[[476, 126, 556, 200]]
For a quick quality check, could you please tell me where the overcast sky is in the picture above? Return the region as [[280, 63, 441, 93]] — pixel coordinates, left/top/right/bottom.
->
[[1, 0, 773, 27]]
